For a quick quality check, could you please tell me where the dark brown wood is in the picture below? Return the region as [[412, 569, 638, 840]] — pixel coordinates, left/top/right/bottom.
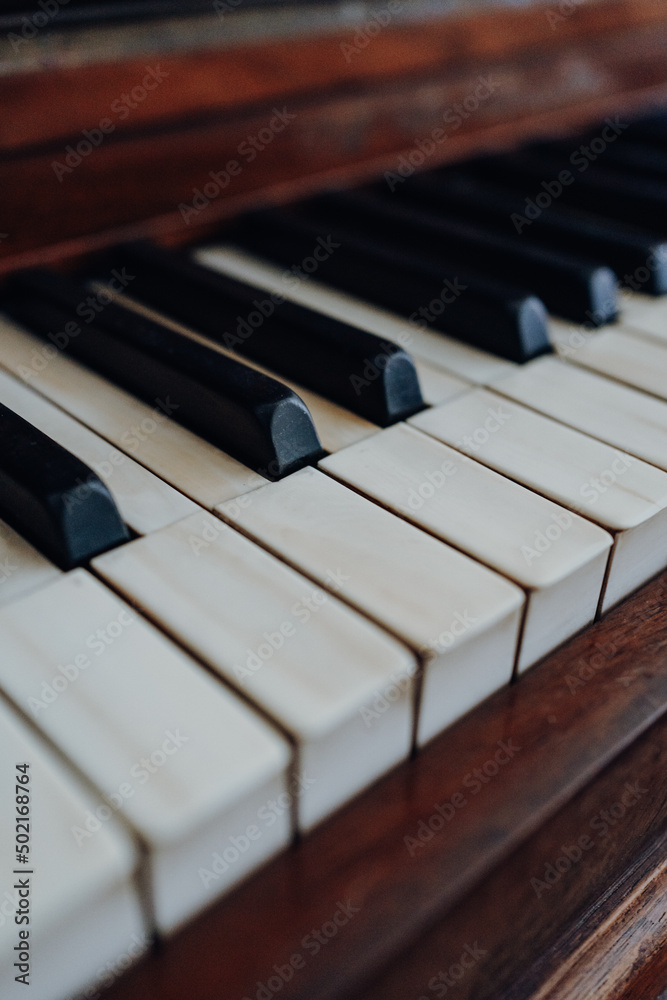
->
[[3, 0, 667, 271], [100, 570, 667, 1000]]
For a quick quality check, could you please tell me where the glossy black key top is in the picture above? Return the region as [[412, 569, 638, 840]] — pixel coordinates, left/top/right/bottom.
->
[[0, 403, 129, 569], [3, 270, 323, 479], [305, 190, 618, 325], [467, 151, 667, 234], [232, 208, 551, 363], [106, 241, 424, 427], [397, 171, 667, 295]]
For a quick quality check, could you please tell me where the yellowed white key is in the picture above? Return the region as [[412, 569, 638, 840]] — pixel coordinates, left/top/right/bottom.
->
[[0, 315, 267, 509], [320, 424, 612, 672], [92, 509, 416, 829], [195, 244, 513, 387], [0, 366, 196, 535], [0, 570, 291, 934], [410, 388, 667, 613], [490, 354, 667, 473], [0, 697, 145, 1000], [549, 317, 667, 403], [619, 289, 667, 340], [0, 518, 60, 608], [216, 467, 523, 745]]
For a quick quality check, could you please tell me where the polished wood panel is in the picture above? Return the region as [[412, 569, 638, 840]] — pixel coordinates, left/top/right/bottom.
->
[[2, 0, 667, 271], [102, 569, 667, 1000]]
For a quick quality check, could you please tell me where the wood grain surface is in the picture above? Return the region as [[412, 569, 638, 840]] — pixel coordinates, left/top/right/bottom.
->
[[3, 0, 667, 271]]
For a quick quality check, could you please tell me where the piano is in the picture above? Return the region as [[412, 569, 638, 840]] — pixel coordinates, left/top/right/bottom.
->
[[1, 1, 667, 998]]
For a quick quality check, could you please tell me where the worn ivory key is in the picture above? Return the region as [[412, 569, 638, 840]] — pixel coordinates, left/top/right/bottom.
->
[[92, 509, 417, 828], [0, 570, 291, 934], [320, 423, 613, 672], [411, 387, 667, 613], [216, 466, 524, 745]]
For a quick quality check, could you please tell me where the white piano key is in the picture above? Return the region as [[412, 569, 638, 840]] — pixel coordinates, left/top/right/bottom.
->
[[92, 509, 416, 829], [216, 466, 524, 746], [489, 354, 667, 473], [195, 244, 517, 386], [0, 518, 60, 608], [410, 388, 667, 614], [102, 287, 379, 454], [549, 317, 667, 403], [0, 315, 268, 510], [0, 697, 145, 1000], [0, 570, 291, 934], [319, 423, 612, 672], [0, 366, 196, 536], [619, 289, 667, 340]]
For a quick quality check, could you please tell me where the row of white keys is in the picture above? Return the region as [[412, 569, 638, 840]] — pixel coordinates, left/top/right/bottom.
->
[[549, 317, 667, 402], [0, 570, 291, 935], [102, 287, 379, 454], [216, 467, 524, 746], [0, 518, 60, 609], [411, 388, 667, 613], [320, 424, 612, 673], [91, 509, 416, 829], [0, 366, 196, 536], [0, 315, 268, 510], [194, 244, 500, 397], [489, 355, 667, 474], [0, 696, 145, 1000]]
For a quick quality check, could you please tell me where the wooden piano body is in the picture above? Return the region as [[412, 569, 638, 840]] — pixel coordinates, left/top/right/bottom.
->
[[1, 1, 667, 997]]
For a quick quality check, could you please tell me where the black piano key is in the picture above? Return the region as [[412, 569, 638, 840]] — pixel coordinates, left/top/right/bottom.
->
[[396, 171, 667, 295], [104, 241, 424, 427], [304, 190, 618, 325], [0, 403, 129, 569], [466, 150, 667, 235], [2, 270, 323, 480], [631, 112, 667, 150], [538, 137, 667, 185], [232, 209, 551, 364]]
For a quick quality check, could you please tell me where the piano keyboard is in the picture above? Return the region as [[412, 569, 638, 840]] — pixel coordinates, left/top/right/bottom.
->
[[3, 110, 667, 999]]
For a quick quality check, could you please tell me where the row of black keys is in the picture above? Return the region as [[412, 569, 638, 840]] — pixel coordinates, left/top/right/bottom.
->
[[3, 111, 667, 569]]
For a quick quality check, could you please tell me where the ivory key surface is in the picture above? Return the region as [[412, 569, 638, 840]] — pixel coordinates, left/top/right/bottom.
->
[[0, 570, 291, 935], [217, 466, 524, 745], [320, 424, 612, 672], [92, 510, 416, 830]]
